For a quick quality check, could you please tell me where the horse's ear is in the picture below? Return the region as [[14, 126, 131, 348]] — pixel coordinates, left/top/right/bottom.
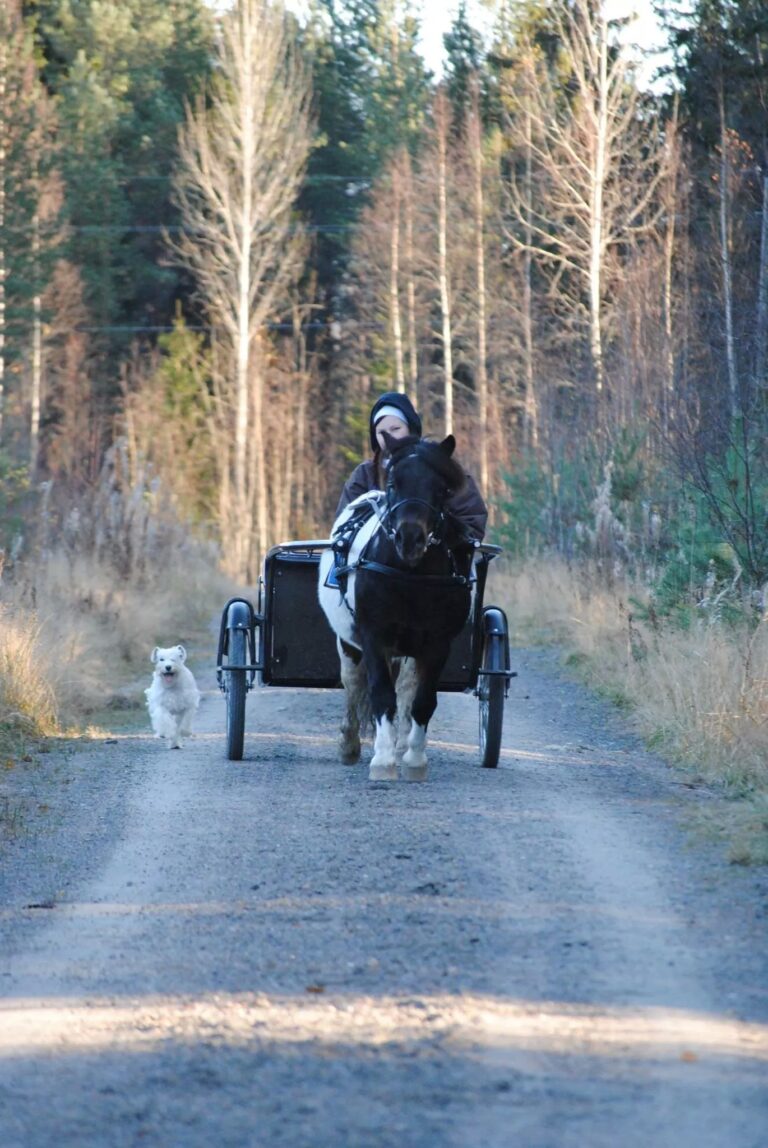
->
[[439, 435, 456, 456]]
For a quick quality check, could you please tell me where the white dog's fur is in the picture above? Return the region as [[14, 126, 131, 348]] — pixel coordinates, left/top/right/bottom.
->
[[145, 645, 200, 749]]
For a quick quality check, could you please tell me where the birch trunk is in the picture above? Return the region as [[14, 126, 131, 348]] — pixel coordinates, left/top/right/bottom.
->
[[661, 101, 680, 425], [755, 173, 768, 389], [235, 92, 253, 576], [403, 153, 418, 398], [521, 92, 538, 450], [662, 196, 677, 425], [293, 302, 307, 530], [589, 15, 608, 401], [437, 97, 453, 435], [0, 30, 6, 445], [253, 348, 268, 574], [718, 84, 739, 416], [469, 95, 489, 495], [30, 266, 41, 476], [389, 164, 405, 392]]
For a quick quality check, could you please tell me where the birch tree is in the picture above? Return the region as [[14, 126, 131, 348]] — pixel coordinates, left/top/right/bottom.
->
[[402, 150, 419, 395], [717, 83, 739, 416], [168, 0, 311, 578], [389, 159, 406, 392], [504, 1, 668, 408], [467, 83, 489, 493], [435, 89, 455, 435]]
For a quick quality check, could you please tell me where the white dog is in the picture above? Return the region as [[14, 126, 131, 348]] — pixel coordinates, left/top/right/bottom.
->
[[145, 645, 200, 749]]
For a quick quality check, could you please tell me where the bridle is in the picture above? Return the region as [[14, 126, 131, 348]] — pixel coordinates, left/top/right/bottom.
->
[[382, 451, 448, 548], [330, 445, 470, 614]]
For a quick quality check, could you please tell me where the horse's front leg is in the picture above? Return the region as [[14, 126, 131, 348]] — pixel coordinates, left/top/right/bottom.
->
[[362, 639, 398, 781], [401, 644, 449, 782]]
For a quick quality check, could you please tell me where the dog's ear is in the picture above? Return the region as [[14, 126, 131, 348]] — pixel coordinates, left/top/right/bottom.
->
[[177, 645, 186, 661], [151, 647, 160, 663]]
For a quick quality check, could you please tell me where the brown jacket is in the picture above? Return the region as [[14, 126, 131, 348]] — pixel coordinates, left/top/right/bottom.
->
[[336, 456, 488, 542]]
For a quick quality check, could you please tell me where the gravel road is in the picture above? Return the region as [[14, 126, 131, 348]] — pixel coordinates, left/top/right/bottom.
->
[[1, 647, 767, 1148]]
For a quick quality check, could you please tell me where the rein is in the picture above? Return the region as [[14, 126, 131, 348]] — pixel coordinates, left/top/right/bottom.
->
[[332, 506, 470, 599]]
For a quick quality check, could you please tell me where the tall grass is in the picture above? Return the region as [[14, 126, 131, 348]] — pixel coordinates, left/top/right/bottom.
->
[[1, 439, 238, 734], [494, 557, 768, 862], [0, 607, 58, 751]]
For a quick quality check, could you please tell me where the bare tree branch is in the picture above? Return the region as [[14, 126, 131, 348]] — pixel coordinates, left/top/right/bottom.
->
[[166, 0, 312, 578]]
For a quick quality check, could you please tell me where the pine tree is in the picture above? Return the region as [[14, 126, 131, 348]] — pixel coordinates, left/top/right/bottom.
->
[[30, 0, 213, 348], [443, 0, 485, 130], [301, 0, 431, 298], [0, 0, 60, 450]]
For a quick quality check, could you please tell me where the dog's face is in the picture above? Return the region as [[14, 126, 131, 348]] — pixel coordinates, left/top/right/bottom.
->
[[151, 645, 187, 683]]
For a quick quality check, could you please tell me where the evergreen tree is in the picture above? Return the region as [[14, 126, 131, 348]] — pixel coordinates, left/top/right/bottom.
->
[[0, 0, 60, 447], [300, 0, 431, 300], [665, 0, 768, 399], [443, 0, 486, 129], [668, 0, 768, 161], [27, 0, 213, 350]]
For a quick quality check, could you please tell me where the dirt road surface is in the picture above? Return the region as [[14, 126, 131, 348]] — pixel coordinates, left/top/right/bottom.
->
[[1, 647, 767, 1147]]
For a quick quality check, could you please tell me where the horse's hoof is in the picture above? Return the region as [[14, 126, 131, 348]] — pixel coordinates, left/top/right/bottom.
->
[[339, 735, 361, 764], [402, 746, 427, 769], [369, 762, 397, 781], [401, 763, 428, 782]]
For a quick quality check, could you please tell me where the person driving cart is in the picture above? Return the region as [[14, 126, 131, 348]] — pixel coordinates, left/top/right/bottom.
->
[[336, 391, 488, 543]]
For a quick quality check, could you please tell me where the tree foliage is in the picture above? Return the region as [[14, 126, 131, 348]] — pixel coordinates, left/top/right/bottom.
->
[[29, 0, 213, 342]]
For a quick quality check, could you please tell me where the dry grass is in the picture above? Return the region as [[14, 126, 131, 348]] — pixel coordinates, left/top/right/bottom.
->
[[0, 449, 244, 841], [0, 606, 59, 749], [1, 545, 235, 727], [0, 442, 240, 735], [493, 556, 768, 863]]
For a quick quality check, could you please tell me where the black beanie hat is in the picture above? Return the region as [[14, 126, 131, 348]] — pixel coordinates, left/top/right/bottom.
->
[[369, 391, 422, 451]]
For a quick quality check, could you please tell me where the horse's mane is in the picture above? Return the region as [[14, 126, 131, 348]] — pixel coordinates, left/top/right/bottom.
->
[[389, 435, 466, 493]]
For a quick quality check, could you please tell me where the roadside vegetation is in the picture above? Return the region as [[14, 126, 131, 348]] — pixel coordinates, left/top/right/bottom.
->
[[0, 445, 236, 763], [493, 441, 768, 864]]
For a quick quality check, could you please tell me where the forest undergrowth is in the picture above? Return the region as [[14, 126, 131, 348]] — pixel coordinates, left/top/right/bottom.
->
[[496, 557, 768, 865]]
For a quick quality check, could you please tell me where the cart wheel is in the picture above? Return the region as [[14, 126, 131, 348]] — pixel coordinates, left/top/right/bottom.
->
[[226, 628, 247, 760], [479, 631, 505, 768]]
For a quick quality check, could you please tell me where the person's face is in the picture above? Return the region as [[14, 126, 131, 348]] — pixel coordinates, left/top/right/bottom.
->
[[375, 415, 410, 452]]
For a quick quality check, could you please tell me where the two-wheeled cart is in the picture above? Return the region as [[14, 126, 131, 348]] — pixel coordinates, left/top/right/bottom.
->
[[216, 541, 512, 767]]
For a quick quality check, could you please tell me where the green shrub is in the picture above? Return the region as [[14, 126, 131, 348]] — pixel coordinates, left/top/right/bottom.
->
[[0, 452, 30, 553]]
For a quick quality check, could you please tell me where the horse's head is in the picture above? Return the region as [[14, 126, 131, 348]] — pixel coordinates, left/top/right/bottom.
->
[[381, 433, 466, 566]]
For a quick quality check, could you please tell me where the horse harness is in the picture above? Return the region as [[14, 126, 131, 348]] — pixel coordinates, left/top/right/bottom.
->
[[329, 483, 471, 620]]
